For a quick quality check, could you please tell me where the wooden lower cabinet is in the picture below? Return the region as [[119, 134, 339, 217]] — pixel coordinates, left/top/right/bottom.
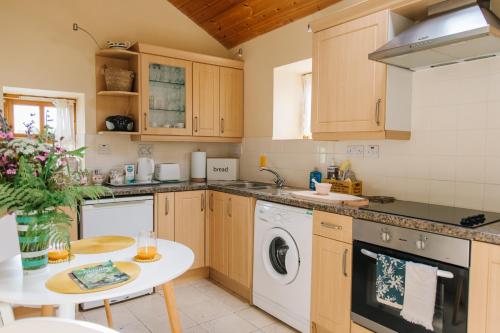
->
[[468, 241, 500, 333], [154, 191, 206, 270], [350, 322, 373, 333], [174, 191, 206, 269], [210, 191, 230, 275], [311, 211, 352, 333], [209, 191, 255, 300], [155, 192, 175, 241]]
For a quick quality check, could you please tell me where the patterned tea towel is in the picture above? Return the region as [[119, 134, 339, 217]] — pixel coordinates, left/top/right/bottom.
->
[[400, 261, 438, 331], [376, 253, 406, 309]]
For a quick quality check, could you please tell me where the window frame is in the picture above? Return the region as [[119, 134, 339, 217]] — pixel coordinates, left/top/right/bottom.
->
[[3, 94, 76, 139]]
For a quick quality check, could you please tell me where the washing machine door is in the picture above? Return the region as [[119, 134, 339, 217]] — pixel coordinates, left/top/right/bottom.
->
[[262, 227, 300, 285]]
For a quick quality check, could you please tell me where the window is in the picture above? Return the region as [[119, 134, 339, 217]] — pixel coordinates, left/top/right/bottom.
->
[[272, 58, 312, 140], [4, 94, 76, 148]]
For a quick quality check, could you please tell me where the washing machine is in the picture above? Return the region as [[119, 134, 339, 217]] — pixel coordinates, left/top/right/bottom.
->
[[253, 200, 313, 333]]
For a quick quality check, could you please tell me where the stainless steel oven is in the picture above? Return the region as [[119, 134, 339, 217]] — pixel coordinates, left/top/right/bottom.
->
[[351, 219, 470, 333]]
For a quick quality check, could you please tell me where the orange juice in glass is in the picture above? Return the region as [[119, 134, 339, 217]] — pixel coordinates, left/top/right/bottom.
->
[[137, 231, 158, 260], [48, 241, 69, 261]]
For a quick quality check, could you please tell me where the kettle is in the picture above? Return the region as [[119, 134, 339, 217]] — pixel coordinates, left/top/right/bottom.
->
[[136, 157, 155, 182]]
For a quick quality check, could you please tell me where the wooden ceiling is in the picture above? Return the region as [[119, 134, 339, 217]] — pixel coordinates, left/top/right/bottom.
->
[[168, 0, 342, 48]]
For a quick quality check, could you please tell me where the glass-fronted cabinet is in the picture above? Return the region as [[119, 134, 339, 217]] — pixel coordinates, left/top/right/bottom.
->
[[141, 54, 192, 135]]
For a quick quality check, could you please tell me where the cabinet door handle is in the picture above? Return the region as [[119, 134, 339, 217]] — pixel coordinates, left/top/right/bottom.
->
[[221, 118, 225, 134], [209, 193, 214, 211], [194, 116, 198, 133], [375, 98, 381, 126], [144, 113, 148, 131], [201, 192, 205, 212], [311, 322, 317, 333], [227, 198, 232, 217], [165, 196, 169, 215], [342, 248, 348, 277], [321, 221, 342, 230]]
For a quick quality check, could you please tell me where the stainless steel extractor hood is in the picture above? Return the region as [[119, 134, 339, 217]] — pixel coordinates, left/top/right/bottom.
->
[[369, 0, 500, 70]]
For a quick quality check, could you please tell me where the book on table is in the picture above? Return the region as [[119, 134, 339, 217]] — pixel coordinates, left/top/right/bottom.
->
[[70, 260, 130, 290]]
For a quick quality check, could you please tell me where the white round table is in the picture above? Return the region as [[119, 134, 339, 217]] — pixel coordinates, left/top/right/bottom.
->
[[1, 318, 119, 333], [0, 239, 194, 333]]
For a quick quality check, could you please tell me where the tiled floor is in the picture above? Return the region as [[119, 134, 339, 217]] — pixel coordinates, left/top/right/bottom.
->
[[77, 279, 299, 333]]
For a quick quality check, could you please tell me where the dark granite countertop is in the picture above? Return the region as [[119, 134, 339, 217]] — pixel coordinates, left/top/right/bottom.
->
[[104, 181, 500, 246]]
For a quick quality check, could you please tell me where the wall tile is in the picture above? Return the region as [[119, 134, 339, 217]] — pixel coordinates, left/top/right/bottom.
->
[[456, 130, 486, 156], [429, 180, 456, 206], [455, 156, 485, 183], [430, 155, 456, 181], [483, 184, 500, 211], [455, 182, 484, 210], [429, 131, 457, 155]]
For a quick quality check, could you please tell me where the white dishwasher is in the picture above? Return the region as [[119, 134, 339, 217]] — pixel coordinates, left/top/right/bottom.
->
[[80, 195, 154, 310]]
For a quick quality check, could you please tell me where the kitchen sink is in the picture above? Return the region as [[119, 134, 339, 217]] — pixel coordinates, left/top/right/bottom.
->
[[226, 181, 276, 190]]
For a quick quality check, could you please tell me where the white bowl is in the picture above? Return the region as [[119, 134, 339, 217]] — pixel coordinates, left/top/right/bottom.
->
[[315, 182, 332, 195]]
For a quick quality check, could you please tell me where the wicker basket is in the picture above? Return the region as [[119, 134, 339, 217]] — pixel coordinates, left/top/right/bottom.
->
[[103, 66, 135, 92], [322, 179, 362, 195]]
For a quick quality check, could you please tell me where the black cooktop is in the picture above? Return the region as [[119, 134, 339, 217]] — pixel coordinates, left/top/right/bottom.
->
[[360, 200, 500, 228]]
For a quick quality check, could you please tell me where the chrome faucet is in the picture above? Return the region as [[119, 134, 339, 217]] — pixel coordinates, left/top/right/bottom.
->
[[259, 167, 286, 188]]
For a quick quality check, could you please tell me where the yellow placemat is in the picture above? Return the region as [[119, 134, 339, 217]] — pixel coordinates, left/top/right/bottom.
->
[[71, 236, 135, 254], [45, 261, 140, 294], [133, 253, 162, 263]]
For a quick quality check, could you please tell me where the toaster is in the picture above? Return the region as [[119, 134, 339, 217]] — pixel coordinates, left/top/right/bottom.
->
[[154, 163, 181, 181]]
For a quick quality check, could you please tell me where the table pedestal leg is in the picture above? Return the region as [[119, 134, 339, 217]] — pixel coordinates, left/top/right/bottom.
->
[[56, 303, 75, 319], [161, 283, 182, 333], [104, 299, 114, 328], [41, 305, 54, 317]]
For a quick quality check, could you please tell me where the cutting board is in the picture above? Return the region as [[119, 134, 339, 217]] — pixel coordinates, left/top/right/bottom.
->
[[290, 191, 369, 207]]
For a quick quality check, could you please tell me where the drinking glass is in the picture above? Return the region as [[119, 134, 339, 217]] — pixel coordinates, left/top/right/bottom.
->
[[137, 231, 158, 260], [48, 240, 69, 261]]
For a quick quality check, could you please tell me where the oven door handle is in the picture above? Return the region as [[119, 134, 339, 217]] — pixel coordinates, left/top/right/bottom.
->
[[360, 249, 455, 279]]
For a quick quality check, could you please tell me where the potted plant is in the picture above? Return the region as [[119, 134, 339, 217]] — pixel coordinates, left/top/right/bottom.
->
[[0, 122, 110, 273]]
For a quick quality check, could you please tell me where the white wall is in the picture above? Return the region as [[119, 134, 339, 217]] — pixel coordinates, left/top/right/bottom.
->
[[237, 3, 500, 212], [0, 0, 238, 175]]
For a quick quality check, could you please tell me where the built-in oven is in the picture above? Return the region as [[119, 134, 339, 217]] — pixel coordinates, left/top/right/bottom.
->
[[351, 219, 470, 333]]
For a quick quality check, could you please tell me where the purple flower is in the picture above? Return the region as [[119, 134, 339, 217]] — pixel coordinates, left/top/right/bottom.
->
[[35, 155, 47, 162], [55, 146, 66, 153], [0, 132, 13, 140], [6, 168, 16, 175]]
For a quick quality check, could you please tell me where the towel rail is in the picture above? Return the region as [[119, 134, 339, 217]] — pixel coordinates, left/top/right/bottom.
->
[[360, 248, 454, 279]]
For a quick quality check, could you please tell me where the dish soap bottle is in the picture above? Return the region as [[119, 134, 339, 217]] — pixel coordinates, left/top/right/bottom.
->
[[309, 168, 322, 190]]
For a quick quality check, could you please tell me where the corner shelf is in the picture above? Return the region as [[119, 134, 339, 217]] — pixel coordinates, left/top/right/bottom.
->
[[97, 91, 139, 97], [96, 49, 139, 60]]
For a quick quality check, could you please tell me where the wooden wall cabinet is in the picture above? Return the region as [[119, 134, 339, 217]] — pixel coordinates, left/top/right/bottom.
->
[[311, 211, 352, 333], [140, 54, 193, 136], [193, 63, 220, 137], [311, 10, 412, 141], [209, 191, 255, 300], [129, 43, 244, 143], [468, 241, 500, 333], [219, 67, 244, 138]]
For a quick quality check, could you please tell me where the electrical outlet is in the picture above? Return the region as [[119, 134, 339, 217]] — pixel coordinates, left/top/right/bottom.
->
[[346, 145, 364, 157], [97, 143, 111, 155], [138, 144, 153, 157], [366, 144, 380, 159]]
